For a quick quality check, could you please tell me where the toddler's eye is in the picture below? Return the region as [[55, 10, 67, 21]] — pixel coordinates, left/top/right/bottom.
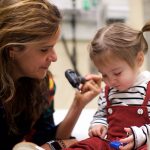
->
[[114, 72, 121, 76], [102, 74, 107, 78]]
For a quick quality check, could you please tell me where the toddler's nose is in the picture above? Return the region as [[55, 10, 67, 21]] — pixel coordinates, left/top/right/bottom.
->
[[109, 78, 117, 87]]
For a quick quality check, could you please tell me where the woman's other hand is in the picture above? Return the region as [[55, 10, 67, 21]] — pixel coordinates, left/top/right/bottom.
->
[[74, 74, 102, 107]]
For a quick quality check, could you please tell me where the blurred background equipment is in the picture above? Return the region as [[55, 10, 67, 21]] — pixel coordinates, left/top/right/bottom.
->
[[50, 0, 130, 74]]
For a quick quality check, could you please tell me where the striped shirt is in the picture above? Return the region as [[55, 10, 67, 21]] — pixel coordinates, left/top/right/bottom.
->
[[91, 71, 150, 126]]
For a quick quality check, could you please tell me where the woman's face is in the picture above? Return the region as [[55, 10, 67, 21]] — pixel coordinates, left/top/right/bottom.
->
[[11, 29, 60, 80]]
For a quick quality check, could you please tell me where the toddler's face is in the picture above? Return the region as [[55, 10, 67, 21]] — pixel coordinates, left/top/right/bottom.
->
[[94, 58, 139, 91]]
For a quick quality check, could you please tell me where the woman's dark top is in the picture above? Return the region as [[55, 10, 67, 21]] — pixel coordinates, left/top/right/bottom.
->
[[0, 76, 58, 150]]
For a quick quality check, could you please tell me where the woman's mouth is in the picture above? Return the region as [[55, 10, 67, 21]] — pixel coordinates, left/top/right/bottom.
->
[[41, 66, 49, 70]]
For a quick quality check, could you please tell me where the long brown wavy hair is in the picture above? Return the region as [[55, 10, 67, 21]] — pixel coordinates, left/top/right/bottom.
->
[[0, 0, 61, 134]]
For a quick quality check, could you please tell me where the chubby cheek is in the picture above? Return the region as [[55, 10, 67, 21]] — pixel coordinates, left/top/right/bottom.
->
[[120, 75, 135, 89]]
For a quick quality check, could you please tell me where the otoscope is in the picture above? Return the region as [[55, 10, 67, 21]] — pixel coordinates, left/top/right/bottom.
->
[[65, 69, 86, 90]]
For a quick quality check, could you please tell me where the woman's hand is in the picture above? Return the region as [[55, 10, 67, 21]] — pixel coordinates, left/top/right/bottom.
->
[[74, 74, 102, 107], [55, 74, 102, 139]]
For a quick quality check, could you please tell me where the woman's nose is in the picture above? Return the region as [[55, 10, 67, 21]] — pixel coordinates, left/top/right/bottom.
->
[[47, 50, 57, 62]]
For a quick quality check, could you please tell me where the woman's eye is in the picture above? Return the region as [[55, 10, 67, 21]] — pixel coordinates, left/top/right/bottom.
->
[[40, 48, 49, 52], [40, 46, 53, 52]]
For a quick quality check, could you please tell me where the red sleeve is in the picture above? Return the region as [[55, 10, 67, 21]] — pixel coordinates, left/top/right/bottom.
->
[[63, 137, 101, 150]]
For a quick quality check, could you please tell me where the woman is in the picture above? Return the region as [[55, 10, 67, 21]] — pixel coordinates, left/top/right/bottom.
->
[[0, 0, 101, 149]]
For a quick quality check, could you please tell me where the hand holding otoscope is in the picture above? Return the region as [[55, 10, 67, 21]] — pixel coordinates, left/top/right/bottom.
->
[[65, 69, 102, 91]]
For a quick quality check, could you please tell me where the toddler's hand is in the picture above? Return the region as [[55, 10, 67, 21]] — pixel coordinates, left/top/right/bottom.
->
[[119, 128, 134, 150], [88, 124, 107, 138]]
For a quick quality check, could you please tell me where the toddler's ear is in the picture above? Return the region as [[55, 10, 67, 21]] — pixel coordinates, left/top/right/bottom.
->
[[136, 51, 144, 67]]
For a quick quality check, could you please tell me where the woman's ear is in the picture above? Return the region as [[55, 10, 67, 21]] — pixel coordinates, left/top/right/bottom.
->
[[136, 51, 144, 67], [8, 47, 15, 60], [8, 46, 20, 60]]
